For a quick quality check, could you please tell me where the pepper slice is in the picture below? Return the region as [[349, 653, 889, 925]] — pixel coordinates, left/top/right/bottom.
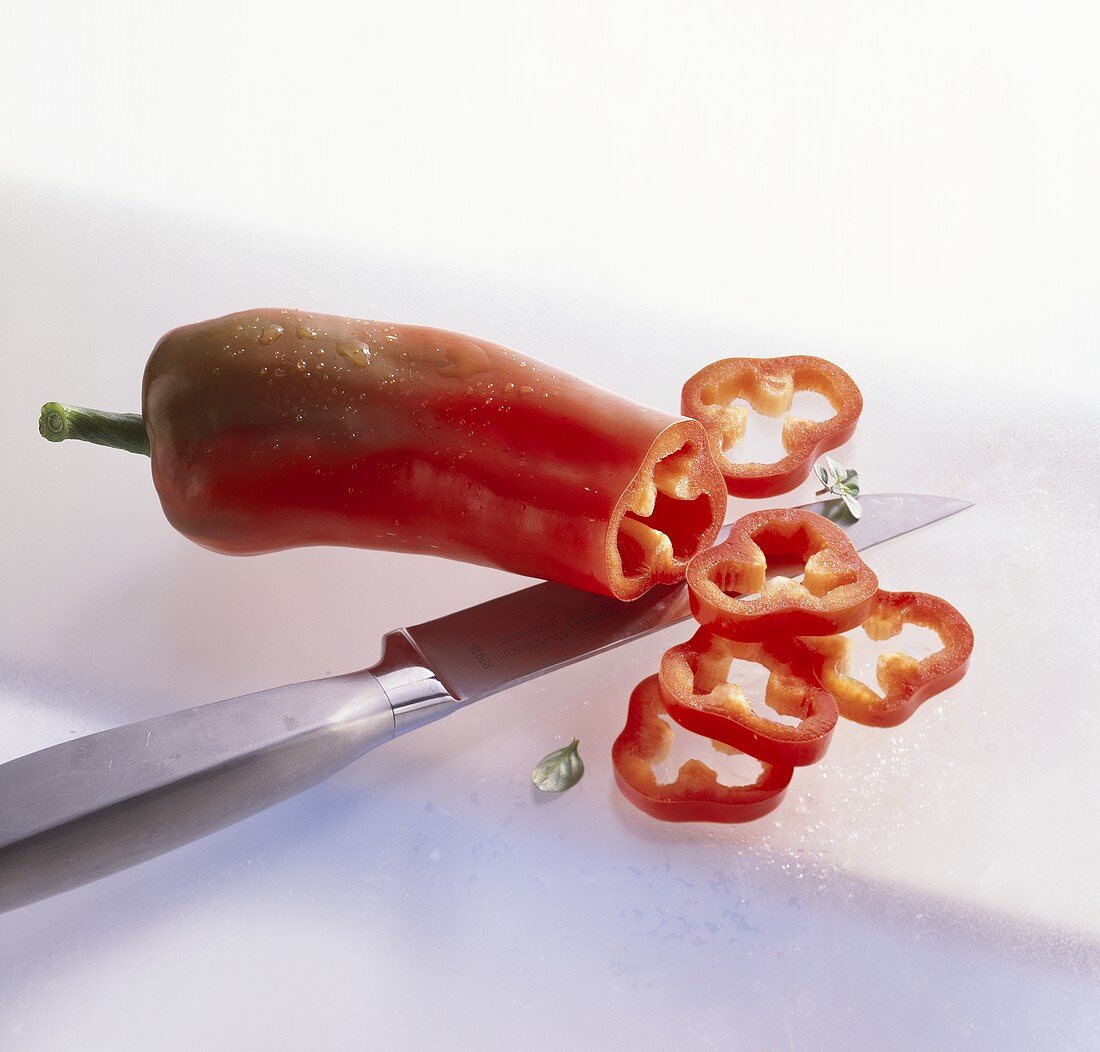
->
[[681, 356, 862, 497], [799, 590, 974, 727], [687, 508, 878, 640], [41, 309, 727, 601], [658, 628, 838, 766], [612, 676, 793, 823]]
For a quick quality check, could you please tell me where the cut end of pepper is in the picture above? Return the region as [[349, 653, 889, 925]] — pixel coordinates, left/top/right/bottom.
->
[[607, 421, 727, 601]]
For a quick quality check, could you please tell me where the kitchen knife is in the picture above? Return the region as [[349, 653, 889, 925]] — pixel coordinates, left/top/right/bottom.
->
[[0, 493, 971, 912]]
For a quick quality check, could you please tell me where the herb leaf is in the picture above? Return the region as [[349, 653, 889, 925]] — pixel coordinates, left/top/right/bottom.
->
[[532, 739, 584, 793], [813, 455, 862, 520]]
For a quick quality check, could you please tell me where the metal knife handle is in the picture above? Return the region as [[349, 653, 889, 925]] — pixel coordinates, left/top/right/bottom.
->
[[0, 630, 456, 914]]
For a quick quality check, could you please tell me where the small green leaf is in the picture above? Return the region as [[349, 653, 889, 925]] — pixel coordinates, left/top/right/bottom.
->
[[841, 491, 862, 519], [836, 473, 862, 497], [532, 739, 584, 793], [814, 456, 863, 518]]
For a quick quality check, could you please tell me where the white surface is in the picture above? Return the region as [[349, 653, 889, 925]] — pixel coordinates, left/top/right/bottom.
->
[[2, 3, 1100, 1049]]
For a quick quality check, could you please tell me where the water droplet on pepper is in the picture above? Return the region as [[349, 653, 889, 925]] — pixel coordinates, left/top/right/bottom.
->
[[440, 340, 491, 380], [338, 339, 372, 368]]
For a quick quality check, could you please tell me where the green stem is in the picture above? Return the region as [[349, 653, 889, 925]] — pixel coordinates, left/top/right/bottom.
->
[[39, 402, 150, 456]]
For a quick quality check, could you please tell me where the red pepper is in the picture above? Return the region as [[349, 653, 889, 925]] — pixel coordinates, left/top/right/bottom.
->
[[39, 309, 727, 600], [799, 590, 974, 727], [681, 356, 862, 497], [687, 508, 878, 640], [612, 676, 793, 823], [658, 628, 837, 766]]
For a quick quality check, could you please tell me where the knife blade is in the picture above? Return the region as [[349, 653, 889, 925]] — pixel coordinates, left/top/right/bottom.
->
[[0, 492, 971, 912]]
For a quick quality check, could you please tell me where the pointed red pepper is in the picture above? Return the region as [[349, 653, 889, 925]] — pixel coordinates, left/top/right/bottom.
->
[[658, 628, 838, 766], [799, 590, 974, 727], [681, 356, 862, 498], [687, 508, 878, 640], [39, 309, 727, 600], [612, 676, 793, 823]]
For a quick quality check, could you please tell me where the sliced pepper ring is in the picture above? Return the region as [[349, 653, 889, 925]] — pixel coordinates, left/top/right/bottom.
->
[[687, 508, 878, 641], [658, 628, 838, 767], [800, 590, 974, 727], [681, 355, 863, 498], [612, 676, 793, 823]]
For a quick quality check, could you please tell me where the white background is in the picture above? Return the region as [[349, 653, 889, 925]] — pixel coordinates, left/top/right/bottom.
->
[[2, 2, 1099, 1049]]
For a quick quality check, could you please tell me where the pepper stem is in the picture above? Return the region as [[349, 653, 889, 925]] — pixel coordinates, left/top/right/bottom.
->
[[39, 402, 150, 457]]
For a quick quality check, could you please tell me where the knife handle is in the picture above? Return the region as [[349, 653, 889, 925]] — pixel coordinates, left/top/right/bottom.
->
[[0, 631, 456, 913]]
